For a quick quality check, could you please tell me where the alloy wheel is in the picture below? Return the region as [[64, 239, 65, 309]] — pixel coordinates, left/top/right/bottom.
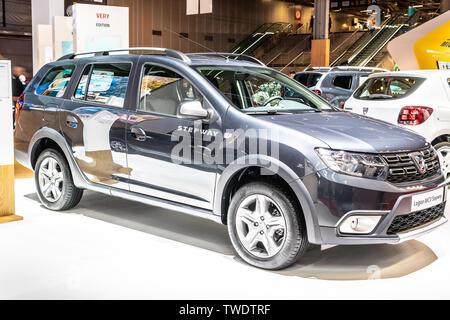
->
[[437, 146, 450, 180], [235, 194, 287, 258], [38, 157, 64, 202]]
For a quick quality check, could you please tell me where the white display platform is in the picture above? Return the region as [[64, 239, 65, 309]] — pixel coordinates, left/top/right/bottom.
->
[[1, 178, 449, 299]]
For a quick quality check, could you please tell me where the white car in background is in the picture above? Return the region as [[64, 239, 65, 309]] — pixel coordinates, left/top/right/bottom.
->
[[344, 70, 450, 178]]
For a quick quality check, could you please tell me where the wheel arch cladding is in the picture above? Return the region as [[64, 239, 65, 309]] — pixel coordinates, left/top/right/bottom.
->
[[215, 156, 321, 244]]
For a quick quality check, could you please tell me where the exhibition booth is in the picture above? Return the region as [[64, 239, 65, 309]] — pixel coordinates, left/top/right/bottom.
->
[[1, 0, 450, 302]]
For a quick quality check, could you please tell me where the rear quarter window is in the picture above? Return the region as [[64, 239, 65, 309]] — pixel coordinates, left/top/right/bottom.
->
[[294, 73, 322, 88], [353, 76, 424, 100], [294, 73, 308, 86], [332, 75, 352, 90], [35, 65, 75, 98]]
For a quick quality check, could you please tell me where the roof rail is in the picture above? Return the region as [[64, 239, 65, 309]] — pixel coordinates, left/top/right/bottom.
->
[[58, 47, 191, 63], [305, 67, 331, 71], [188, 52, 266, 66], [305, 66, 388, 72]]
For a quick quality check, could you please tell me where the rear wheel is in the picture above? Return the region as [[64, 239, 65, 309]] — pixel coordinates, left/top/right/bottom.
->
[[227, 181, 309, 270], [35, 149, 83, 211], [435, 142, 450, 180]]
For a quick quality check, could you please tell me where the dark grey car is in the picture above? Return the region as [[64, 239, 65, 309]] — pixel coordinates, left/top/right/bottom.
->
[[14, 48, 447, 270], [294, 66, 387, 108]]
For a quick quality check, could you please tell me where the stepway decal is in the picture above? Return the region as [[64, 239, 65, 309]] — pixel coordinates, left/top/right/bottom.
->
[[176, 125, 219, 137]]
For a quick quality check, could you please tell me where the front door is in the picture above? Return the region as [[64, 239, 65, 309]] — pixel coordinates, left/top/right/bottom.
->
[[60, 62, 133, 189], [126, 63, 217, 209]]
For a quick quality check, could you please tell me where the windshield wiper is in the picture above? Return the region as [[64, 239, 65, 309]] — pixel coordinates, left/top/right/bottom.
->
[[244, 110, 292, 115]]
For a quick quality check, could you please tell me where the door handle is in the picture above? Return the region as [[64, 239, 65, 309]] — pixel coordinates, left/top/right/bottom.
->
[[66, 115, 78, 128], [131, 126, 147, 141]]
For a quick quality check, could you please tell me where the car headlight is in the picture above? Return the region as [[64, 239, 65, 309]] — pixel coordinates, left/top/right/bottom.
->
[[316, 148, 388, 179]]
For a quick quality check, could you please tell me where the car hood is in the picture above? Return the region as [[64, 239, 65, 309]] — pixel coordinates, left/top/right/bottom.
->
[[258, 111, 427, 153]]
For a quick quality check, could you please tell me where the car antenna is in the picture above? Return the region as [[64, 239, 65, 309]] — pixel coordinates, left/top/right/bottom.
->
[[163, 27, 230, 61]]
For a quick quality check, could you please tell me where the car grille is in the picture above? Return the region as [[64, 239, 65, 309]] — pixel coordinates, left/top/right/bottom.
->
[[381, 147, 440, 184], [387, 202, 445, 235]]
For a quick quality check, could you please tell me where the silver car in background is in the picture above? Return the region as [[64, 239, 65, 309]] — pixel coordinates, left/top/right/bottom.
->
[[294, 66, 387, 108]]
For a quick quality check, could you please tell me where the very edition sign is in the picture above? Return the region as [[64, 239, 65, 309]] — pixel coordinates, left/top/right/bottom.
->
[[72, 3, 129, 53]]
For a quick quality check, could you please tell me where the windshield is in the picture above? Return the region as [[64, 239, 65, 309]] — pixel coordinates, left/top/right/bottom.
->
[[195, 66, 334, 114], [353, 77, 424, 100]]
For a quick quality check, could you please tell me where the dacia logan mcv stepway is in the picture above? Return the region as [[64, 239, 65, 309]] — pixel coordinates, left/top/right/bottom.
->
[[14, 48, 447, 270]]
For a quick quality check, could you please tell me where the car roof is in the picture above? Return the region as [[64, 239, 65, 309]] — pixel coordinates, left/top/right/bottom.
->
[[55, 51, 267, 69], [369, 69, 450, 78], [187, 54, 266, 67]]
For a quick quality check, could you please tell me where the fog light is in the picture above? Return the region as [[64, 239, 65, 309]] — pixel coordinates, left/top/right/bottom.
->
[[339, 215, 382, 234]]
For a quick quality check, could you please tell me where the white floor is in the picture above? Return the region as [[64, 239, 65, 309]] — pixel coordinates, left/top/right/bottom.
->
[[1, 178, 450, 299]]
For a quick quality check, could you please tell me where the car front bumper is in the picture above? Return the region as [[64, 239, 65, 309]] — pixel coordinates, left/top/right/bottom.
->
[[309, 168, 448, 245]]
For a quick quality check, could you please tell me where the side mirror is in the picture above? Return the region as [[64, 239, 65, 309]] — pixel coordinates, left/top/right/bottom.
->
[[179, 100, 208, 119]]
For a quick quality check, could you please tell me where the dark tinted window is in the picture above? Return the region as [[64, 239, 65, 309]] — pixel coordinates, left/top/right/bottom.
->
[[74, 63, 131, 107], [138, 65, 201, 115], [308, 73, 322, 87], [294, 73, 308, 86], [333, 75, 352, 90], [36, 65, 75, 97], [354, 77, 422, 100], [294, 73, 322, 88]]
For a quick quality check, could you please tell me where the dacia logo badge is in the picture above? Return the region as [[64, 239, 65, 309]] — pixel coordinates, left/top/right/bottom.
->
[[410, 152, 427, 173], [363, 107, 369, 115]]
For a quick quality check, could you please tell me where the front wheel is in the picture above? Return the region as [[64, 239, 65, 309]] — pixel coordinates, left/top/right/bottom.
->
[[227, 182, 309, 270], [435, 142, 450, 180], [35, 149, 84, 211]]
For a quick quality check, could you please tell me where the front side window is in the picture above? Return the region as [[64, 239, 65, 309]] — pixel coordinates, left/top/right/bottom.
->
[[74, 63, 131, 107], [333, 75, 352, 90], [196, 66, 333, 114], [138, 65, 201, 115], [36, 65, 75, 97], [354, 77, 423, 100]]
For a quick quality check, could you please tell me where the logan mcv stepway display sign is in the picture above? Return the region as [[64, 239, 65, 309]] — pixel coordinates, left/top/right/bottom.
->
[[72, 3, 129, 53]]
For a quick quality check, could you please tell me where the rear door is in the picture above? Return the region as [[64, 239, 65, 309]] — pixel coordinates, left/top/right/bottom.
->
[[15, 64, 75, 153], [327, 74, 353, 106], [59, 60, 134, 189]]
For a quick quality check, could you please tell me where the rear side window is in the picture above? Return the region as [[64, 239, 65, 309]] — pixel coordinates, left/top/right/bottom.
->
[[294, 73, 308, 86], [36, 65, 75, 97], [333, 75, 352, 90], [74, 63, 131, 107], [353, 77, 423, 100], [294, 73, 322, 88], [308, 73, 322, 87]]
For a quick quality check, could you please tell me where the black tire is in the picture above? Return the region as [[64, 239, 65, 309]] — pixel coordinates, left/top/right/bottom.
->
[[227, 181, 309, 270], [434, 141, 450, 179], [34, 148, 83, 211]]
